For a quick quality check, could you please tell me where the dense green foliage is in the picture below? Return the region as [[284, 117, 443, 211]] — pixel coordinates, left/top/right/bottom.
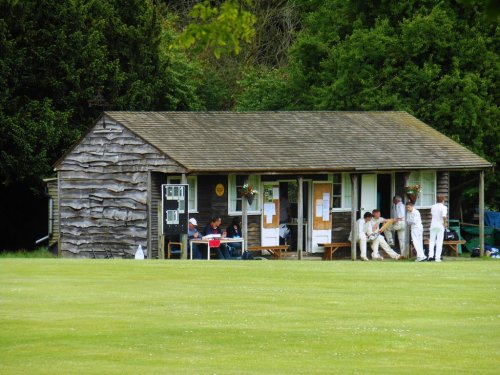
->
[[0, 246, 54, 258], [0, 0, 498, 249], [176, 0, 256, 58]]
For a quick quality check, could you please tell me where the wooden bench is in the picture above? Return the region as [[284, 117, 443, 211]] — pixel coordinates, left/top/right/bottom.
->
[[423, 240, 466, 256], [319, 242, 352, 260], [247, 245, 289, 260]]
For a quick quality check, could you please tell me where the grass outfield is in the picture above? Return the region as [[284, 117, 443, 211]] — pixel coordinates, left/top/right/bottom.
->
[[1, 259, 499, 374]]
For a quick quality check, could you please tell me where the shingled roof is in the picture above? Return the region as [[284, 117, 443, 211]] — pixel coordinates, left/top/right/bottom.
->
[[105, 111, 491, 173]]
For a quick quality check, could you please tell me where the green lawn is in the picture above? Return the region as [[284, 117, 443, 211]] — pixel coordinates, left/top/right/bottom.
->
[[1, 259, 499, 374]]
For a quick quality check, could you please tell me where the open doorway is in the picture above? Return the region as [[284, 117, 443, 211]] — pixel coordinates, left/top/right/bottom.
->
[[279, 180, 309, 250], [377, 174, 392, 218]]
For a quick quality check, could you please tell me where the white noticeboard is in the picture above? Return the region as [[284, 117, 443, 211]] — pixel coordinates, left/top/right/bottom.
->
[[264, 202, 275, 224], [322, 193, 330, 221], [315, 199, 323, 218]]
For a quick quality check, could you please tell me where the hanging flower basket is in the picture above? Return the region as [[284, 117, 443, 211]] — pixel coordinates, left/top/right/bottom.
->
[[405, 184, 421, 204], [240, 184, 258, 205], [246, 194, 254, 205]]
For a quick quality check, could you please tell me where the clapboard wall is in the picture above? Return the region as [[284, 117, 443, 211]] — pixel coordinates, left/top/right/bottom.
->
[[45, 178, 60, 251], [56, 116, 185, 258]]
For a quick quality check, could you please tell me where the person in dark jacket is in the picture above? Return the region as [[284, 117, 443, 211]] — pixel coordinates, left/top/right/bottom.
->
[[203, 217, 231, 260], [226, 217, 242, 257]]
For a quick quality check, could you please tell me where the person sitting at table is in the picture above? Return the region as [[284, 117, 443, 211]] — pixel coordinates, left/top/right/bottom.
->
[[203, 217, 231, 260], [226, 217, 242, 257], [187, 218, 203, 259]]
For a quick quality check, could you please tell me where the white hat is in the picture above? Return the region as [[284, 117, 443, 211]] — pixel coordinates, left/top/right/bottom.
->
[[189, 218, 197, 226]]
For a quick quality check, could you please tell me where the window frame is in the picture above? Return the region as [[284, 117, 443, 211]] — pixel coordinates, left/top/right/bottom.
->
[[330, 173, 352, 212], [408, 171, 436, 208], [227, 174, 261, 215]]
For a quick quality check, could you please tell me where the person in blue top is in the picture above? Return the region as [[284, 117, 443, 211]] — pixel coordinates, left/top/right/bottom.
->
[[187, 218, 203, 259]]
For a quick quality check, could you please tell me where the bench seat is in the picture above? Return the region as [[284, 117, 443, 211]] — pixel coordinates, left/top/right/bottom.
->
[[423, 239, 466, 256], [247, 245, 289, 259], [319, 242, 352, 260]]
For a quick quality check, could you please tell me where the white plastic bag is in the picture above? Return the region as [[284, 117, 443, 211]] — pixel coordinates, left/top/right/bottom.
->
[[135, 244, 145, 260]]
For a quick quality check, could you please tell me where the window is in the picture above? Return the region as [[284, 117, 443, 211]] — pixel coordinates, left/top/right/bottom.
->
[[228, 175, 261, 214], [331, 173, 351, 210], [332, 174, 342, 208], [408, 171, 436, 207], [166, 175, 197, 212]]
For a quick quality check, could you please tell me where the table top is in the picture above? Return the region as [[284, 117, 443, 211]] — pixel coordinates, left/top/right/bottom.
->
[[191, 238, 244, 244]]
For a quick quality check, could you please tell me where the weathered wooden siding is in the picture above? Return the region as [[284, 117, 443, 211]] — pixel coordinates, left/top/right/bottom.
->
[[150, 172, 168, 259], [45, 179, 60, 249], [56, 116, 185, 258], [331, 211, 351, 242], [437, 171, 449, 203]]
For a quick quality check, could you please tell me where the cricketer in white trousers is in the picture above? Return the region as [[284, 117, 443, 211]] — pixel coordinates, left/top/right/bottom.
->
[[352, 218, 375, 259], [370, 217, 400, 259], [385, 201, 406, 254], [411, 226, 425, 259], [428, 227, 444, 259], [428, 201, 448, 260], [407, 207, 426, 260], [371, 235, 400, 259], [355, 218, 399, 259]]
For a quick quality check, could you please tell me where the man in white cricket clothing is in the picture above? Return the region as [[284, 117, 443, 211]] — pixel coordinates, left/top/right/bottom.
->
[[406, 202, 426, 261], [350, 212, 374, 261], [385, 195, 406, 255], [371, 209, 401, 260], [428, 195, 448, 262]]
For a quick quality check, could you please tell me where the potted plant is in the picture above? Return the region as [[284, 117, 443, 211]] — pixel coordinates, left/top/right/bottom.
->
[[240, 184, 258, 205], [405, 184, 421, 204]]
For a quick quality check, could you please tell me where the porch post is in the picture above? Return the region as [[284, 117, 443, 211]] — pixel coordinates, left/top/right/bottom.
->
[[180, 174, 188, 259], [350, 173, 358, 261], [479, 170, 485, 257], [403, 172, 410, 258], [242, 176, 248, 252], [297, 176, 304, 260], [158, 203, 165, 259]]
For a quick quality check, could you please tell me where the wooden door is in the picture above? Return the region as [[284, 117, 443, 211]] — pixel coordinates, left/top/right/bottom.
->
[[361, 174, 377, 214], [311, 182, 332, 252], [261, 182, 280, 246]]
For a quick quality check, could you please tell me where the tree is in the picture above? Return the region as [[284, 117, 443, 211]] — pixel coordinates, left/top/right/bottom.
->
[[0, 0, 202, 249], [176, 0, 256, 59]]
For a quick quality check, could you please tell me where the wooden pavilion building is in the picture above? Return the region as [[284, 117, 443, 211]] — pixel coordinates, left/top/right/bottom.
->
[[46, 111, 492, 258]]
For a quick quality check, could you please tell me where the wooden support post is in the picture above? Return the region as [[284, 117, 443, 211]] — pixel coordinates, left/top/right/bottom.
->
[[479, 170, 485, 257], [403, 172, 410, 258], [297, 176, 304, 260], [158, 203, 165, 259], [350, 173, 358, 261], [147, 171, 152, 259], [180, 174, 188, 259], [57, 173, 62, 258], [242, 176, 249, 252]]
